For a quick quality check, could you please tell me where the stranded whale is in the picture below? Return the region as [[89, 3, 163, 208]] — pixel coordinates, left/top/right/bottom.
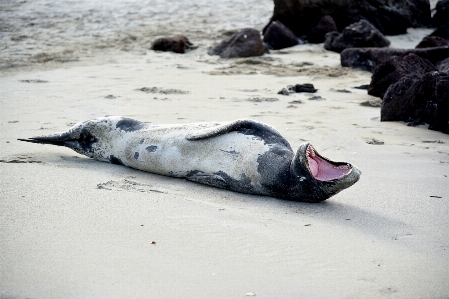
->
[[19, 117, 361, 202]]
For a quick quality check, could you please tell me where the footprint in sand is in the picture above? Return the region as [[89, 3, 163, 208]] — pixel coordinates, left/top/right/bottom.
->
[[0, 154, 42, 163], [97, 177, 170, 194]]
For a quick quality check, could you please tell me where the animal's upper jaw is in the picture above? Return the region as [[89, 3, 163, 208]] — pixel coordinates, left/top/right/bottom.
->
[[304, 144, 354, 182]]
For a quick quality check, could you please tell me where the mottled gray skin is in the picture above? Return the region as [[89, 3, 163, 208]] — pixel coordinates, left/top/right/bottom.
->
[[19, 117, 361, 202]]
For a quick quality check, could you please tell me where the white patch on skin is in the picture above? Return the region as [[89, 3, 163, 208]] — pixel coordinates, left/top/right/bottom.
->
[[90, 119, 271, 192]]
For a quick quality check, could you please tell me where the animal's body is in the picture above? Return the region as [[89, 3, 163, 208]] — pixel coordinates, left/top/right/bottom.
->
[[19, 117, 361, 202]]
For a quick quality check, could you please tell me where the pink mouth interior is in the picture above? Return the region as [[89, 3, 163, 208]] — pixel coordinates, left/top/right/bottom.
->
[[306, 145, 351, 181]]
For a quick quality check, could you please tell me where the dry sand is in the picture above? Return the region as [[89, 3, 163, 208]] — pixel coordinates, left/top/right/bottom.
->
[[1, 1, 448, 298]]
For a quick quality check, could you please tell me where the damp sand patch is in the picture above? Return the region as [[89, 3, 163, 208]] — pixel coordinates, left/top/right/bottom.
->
[[205, 58, 367, 78], [137, 87, 189, 94]]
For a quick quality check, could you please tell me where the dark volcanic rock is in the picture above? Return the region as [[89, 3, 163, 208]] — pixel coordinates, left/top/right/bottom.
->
[[292, 83, 317, 93], [341, 46, 449, 72], [429, 23, 449, 41], [266, 0, 431, 38], [432, 0, 449, 27], [308, 15, 337, 44], [381, 71, 449, 133], [208, 28, 267, 58], [416, 36, 449, 48], [324, 20, 390, 53], [151, 35, 193, 53], [368, 54, 437, 98], [436, 57, 449, 72], [278, 83, 317, 95], [263, 21, 299, 50]]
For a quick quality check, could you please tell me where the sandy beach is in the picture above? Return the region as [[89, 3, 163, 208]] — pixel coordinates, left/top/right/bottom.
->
[[1, 0, 448, 298]]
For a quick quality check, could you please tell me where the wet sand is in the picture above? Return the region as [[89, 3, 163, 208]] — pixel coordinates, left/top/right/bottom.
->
[[1, 1, 448, 298]]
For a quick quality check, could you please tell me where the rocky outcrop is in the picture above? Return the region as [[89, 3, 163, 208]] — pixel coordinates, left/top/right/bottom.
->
[[429, 23, 449, 41], [368, 54, 437, 98], [151, 35, 194, 53], [431, 0, 449, 27], [436, 57, 449, 72], [308, 15, 337, 44], [278, 83, 317, 95], [324, 20, 390, 53], [340, 46, 449, 72], [415, 36, 449, 48], [381, 71, 449, 133], [266, 0, 431, 39], [263, 21, 299, 50], [208, 28, 267, 58]]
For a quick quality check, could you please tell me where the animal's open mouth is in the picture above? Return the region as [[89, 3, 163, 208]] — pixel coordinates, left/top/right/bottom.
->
[[306, 144, 352, 181]]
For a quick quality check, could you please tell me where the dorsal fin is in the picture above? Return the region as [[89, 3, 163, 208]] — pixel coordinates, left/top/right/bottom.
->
[[185, 119, 291, 148]]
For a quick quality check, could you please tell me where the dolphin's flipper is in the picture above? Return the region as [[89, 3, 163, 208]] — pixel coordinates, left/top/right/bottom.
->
[[186, 119, 284, 142], [186, 172, 229, 189]]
